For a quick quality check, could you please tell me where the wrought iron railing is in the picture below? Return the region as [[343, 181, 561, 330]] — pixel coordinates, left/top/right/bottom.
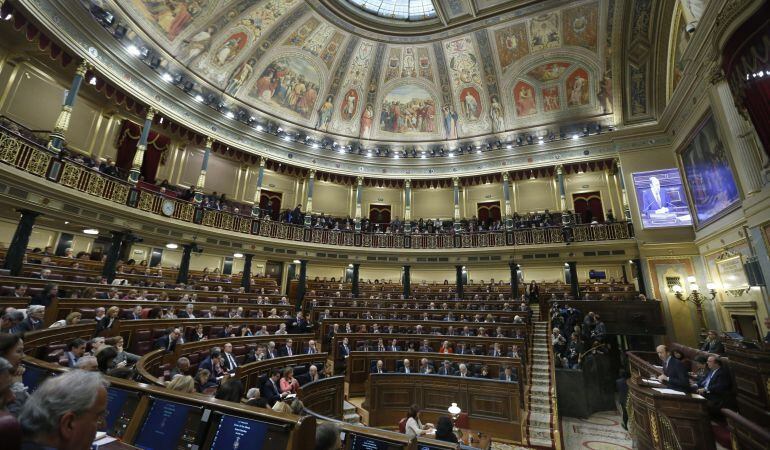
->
[[0, 127, 635, 249]]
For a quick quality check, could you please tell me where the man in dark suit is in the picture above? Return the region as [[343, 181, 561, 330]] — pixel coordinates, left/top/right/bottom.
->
[[279, 339, 295, 357], [499, 366, 518, 382], [15, 305, 45, 334], [65, 338, 86, 368], [154, 328, 181, 353], [371, 360, 386, 374], [656, 345, 689, 391], [130, 305, 143, 320], [388, 338, 400, 352], [198, 351, 224, 381], [398, 359, 413, 374], [456, 342, 470, 355], [169, 357, 190, 378], [177, 304, 196, 319], [305, 339, 319, 354], [418, 339, 433, 352], [265, 342, 278, 359], [221, 343, 239, 372], [339, 338, 351, 359], [438, 360, 455, 376], [290, 311, 310, 333], [488, 343, 503, 357], [697, 356, 734, 417], [260, 369, 287, 406]]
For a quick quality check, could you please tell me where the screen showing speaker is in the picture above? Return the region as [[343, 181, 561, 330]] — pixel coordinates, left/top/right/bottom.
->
[[632, 168, 692, 228]]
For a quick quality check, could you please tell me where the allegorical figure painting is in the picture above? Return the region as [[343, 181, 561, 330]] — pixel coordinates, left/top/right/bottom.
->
[[378, 85, 437, 134], [251, 57, 321, 120]]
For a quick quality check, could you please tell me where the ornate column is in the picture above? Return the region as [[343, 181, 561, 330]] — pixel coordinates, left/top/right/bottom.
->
[[175, 243, 198, 285], [710, 74, 765, 196], [194, 137, 214, 203], [355, 176, 363, 231], [615, 158, 631, 221], [402, 265, 411, 300], [295, 259, 308, 308], [453, 177, 461, 231], [102, 231, 126, 283], [351, 263, 360, 298], [455, 265, 464, 300], [241, 254, 253, 292], [403, 179, 412, 233], [48, 60, 89, 153], [252, 156, 267, 215], [567, 261, 579, 299], [509, 261, 519, 300], [631, 258, 648, 298], [2, 210, 40, 276], [304, 170, 316, 226], [556, 165, 566, 211], [502, 171, 512, 228], [128, 108, 156, 184]]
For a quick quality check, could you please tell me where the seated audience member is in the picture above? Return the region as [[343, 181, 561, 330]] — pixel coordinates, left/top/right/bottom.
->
[[154, 327, 182, 352], [261, 369, 288, 406], [245, 388, 268, 408], [178, 303, 196, 319], [106, 336, 139, 366], [700, 330, 725, 355], [1, 309, 24, 333], [50, 312, 82, 329], [477, 366, 491, 379], [167, 375, 196, 393], [169, 357, 191, 378], [339, 338, 351, 359], [305, 340, 319, 354], [398, 359, 413, 374], [404, 404, 434, 438], [199, 351, 225, 381], [656, 345, 690, 391], [280, 367, 300, 394], [13, 285, 28, 298], [93, 307, 106, 323], [215, 378, 244, 403], [696, 356, 735, 417], [15, 306, 45, 334], [194, 369, 218, 393], [75, 355, 99, 371], [222, 343, 239, 372], [96, 346, 125, 375], [315, 422, 341, 450], [279, 339, 295, 357], [18, 370, 107, 449], [371, 360, 386, 374], [500, 366, 518, 382], [418, 358, 433, 374], [95, 306, 120, 336], [438, 360, 455, 376], [65, 338, 87, 368], [0, 357, 15, 411], [456, 364, 471, 378], [434, 416, 459, 444]]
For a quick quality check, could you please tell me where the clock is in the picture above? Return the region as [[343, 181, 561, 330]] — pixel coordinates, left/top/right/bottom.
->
[[161, 199, 175, 217]]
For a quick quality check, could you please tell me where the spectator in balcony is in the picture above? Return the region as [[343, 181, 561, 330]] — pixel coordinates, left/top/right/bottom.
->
[[180, 185, 196, 201], [700, 330, 725, 355]]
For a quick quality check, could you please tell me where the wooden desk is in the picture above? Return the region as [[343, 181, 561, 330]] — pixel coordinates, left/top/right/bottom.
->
[[724, 343, 770, 428], [627, 381, 715, 450], [547, 299, 665, 335], [366, 373, 522, 443], [297, 376, 345, 420], [417, 429, 491, 450], [345, 350, 523, 399]]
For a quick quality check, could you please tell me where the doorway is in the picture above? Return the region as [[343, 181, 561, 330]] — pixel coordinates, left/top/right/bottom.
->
[[369, 205, 392, 225], [477, 201, 501, 224], [259, 190, 282, 220], [572, 192, 605, 223]]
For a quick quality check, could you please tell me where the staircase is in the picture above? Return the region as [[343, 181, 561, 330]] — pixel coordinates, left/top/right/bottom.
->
[[525, 307, 555, 448], [343, 400, 362, 424]]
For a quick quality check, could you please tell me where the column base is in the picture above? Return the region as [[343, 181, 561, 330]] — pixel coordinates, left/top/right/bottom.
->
[[128, 169, 141, 184], [404, 223, 411, 233], [194, 192, 204, 204], [354, 220, 361, 232], [505, 217, 513, 230], [304, 214, 312, 227], [453, 222, 461, 232]]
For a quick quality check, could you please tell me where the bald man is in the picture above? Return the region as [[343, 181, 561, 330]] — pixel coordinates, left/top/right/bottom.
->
[[656, 345, 689, 391]]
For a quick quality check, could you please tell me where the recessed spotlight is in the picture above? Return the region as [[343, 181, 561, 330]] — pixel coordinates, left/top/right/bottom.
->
[[393, 154, 400, 159], [64, 221, 70, 225], [366, 152, 372, 158], [448, 152, 455, 158], [572, 134, 579, 140], [194, 94, 204, 102], [161, 73, 173, 82], [165, 243, 178, 249], [506, 144, 512, 149], [4, 13, 14, 21], [256, 125, 264, 132], [83, 228, 99, 235], [311, 143, 319, 149], [293, 259, 301, 264], [233, 253, 244, 258], [225, 111, 235, 119], [282, 135, 292, 142], [88, 76, 97, 86]]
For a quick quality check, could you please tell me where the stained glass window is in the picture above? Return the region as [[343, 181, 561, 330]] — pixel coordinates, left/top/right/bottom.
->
[[345, 0, 437, 21]]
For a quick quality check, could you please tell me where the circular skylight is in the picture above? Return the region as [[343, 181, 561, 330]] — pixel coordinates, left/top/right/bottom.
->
[[345, 0, 437, 21]]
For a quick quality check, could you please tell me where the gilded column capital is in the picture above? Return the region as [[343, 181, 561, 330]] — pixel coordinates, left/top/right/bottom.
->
[[356, 176, 364, 186], [452, 176, 460, 186], [145, 107, 156, 122], [308, 169, 316, 179], [502, 171, 509, 181], [404, 179, 411, 188], [555, 165, 564, 176], [709, 65, 726, 85], [75, 60, 91, 77], [259, 156, 267, 167], [204, 136, 214, 149]]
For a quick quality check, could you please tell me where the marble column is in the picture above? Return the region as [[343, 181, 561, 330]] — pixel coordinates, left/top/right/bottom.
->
[[556, 165, 566, 211], [48, 60, 89, 153], [296, 259, 308, 308], [502, 171, 512, 229], [304, 170, 315, 227], [128, 108, 156, 184], [711, 77, 765, 196], [404, 179, 412, 233], [2, 210, 40, 276], [252, 156, 267, 216], [615, 158, 631, 221], [194, 137, 214, 203], [355, 177, 363, 231]]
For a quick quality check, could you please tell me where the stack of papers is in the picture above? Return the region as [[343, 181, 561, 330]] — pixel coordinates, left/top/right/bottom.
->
[[642, 378, 662, 385], [652, 388, 686, 395]]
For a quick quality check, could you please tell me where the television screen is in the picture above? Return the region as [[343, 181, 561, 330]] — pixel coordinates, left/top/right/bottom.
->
[[104, 387, 140, 438], [349, 433, 402, 450], [22, 365, 49, 393], [134, 398, 203, 450], [632, 168, 693, 228], [209, 414, 269, 450]]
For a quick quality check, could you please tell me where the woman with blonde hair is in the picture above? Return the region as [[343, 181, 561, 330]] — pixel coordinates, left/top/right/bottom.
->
[[168, 375, 196, 393], [95, 306, 120, 335], [48, 311, 82, 328]]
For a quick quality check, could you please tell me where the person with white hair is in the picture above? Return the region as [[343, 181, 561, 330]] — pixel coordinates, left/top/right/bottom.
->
[[19, 370, 108, 450], [75, 356, 98, 371], [245, 387, 268, 408], [0, 357, 15, 411], [15, 305, 45, 334]]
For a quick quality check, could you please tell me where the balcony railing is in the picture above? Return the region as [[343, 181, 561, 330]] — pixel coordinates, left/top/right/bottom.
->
[[0, 127, 634, 249]]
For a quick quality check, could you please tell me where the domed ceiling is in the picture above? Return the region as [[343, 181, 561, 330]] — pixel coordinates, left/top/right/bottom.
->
[[104, 0, 618, 146]]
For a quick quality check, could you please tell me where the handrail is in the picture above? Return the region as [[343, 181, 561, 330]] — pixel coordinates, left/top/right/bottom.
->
[[0, 126, 635, 250]]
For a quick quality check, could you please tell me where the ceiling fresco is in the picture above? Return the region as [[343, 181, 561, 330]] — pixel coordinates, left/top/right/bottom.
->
[[101, 0, 618, 145]]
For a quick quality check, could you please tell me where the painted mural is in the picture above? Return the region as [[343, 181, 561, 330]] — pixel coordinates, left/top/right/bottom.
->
[[494, 23, 530, 71], [250, 57, 321, 120], [340, 89, 359, 121], [489, 96, 505, 132], [378, 85, 437, 134], [128, 0, 214, 42], [459, 87, 482, 121], [562, 1, 599, 51], [528, 62, 571, 82], [530, 13, 561, 51], [542, 86, 561, 112], [514, 81, 537, 117], [566, 68, 590, 107], [445, 37, 482, 87], [670, 7, 691, 95], [679, 115, 741, 227]]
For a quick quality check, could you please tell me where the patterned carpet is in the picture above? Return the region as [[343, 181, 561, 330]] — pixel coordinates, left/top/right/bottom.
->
[[491, 411, 632, 450]]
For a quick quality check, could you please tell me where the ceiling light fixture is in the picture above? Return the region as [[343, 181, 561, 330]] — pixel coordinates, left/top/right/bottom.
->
[[161, 72, 173, 82], [225, 111, 235, 119], [165, 243, 178, 249], [194, 94, 204, 103], [89, 76, 97, 86], [83, 228, 99, 235], [293, 259, 301, 264], [572, 134, 579, 140], [233, 253, 244, 258], [4, 13, 14, 21], [126, 45, 141, 56]]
